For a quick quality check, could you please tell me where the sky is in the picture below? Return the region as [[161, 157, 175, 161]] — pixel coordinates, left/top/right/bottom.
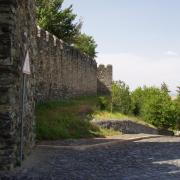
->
[[63, 0, 180, 95]]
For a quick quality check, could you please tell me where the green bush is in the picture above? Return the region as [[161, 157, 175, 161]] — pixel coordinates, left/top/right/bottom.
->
[[131, 87, 144, 116], [174, 98, 180, 130], [98, 96, 110, 110], [131, 86, 178, 129], [111, 81, 132, 114], [140, 88, 176, 129]]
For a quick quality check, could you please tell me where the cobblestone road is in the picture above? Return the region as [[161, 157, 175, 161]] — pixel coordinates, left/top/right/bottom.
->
[[1, 136, 180, 180]]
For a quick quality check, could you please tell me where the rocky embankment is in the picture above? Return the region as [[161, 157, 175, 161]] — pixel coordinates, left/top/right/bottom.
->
[[93, 120, 158, 135]]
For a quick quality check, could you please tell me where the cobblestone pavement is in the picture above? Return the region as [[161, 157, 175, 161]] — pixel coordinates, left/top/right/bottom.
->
[[1, 136, 180, 180]]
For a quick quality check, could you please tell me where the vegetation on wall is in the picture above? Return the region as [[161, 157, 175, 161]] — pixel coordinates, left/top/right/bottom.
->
[[35, 0, 97, 58]]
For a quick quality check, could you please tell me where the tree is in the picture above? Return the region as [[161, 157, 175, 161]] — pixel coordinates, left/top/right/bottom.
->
[[36, 0, 82, 44], [177, 86, 180, 98], [174, 99, 180, 130], [131, 87, 144, 116], [111, 81, 132, 114], [74, 33, 97, 58], [141, 87, 176, 129], [161, 82, 170, 94], [35, 0, 97, 57], [131, 86, 178, 129]]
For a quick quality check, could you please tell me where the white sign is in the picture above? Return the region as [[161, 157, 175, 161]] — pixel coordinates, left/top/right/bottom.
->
[[23, 51, 31, 75]]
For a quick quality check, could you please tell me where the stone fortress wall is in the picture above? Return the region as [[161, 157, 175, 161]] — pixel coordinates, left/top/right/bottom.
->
[[36, 27, 97, 102], [0, 0, 112, 170]]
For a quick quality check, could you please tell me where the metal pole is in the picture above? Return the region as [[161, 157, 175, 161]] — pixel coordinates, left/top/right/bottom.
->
[[20, 73, 26, 165]]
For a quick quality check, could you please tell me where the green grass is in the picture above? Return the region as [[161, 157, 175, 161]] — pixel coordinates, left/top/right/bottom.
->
[[36, 96, 155, 140], [94, 111, 129, 120], [35, 96, 121, 140], [98, 128, 122, 137]]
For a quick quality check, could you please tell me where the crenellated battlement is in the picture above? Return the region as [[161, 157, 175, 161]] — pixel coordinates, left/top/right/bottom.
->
[[98, 64, 113, 71], [35, 25, 98, 103], [36, 26, 97, 67]]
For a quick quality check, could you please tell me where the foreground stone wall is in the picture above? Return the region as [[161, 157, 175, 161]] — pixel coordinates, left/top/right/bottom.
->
[[97, 64, 113, 95], [0, 0, 37, 170], [36, 27, 97, 102]]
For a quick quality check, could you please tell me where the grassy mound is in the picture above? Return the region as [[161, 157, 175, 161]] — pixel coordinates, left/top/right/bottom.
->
[[36, 96, 121, 140]]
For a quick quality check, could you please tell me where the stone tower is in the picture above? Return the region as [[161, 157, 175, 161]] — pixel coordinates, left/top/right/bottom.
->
[[97, 64, 113, 95]]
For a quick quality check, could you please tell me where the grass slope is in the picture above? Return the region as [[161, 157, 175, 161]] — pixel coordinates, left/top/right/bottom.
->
[[36, 96, 121, 140], [93, 110, 155, 128]]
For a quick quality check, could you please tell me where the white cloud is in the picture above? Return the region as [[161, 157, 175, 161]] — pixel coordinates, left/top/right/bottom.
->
[[164, 50, 178, 56], [97, 53, 180, 94]]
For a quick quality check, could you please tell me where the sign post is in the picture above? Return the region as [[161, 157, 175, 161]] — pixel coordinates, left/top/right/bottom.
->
[[20, 50, 31, 165]]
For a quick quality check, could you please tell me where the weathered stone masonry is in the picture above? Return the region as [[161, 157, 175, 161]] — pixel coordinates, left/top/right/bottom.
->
[[97, 64, 113, 95], [0, 0, 37, 170], [36, 27, 97, 102], [0, 0, 112, 170]]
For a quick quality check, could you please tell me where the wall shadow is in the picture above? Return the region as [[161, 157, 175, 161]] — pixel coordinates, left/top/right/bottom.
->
[[97, 79, 111, 95]]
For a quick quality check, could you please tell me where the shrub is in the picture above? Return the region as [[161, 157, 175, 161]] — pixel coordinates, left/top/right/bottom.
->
[[98, 96, 110, 110], [131, 87, 144, 116], [141, 88, 176, 129], [174, 98, 180, 130], [111, 81, 132, 114], [35, 96, 120, 140]]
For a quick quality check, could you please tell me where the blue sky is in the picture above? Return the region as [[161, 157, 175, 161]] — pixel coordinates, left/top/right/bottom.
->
[[63, 0, 180, 94]]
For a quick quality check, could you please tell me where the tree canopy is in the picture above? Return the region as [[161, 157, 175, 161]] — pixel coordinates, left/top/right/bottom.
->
[[36, 0, 97, 58], [177, 86, 180, 97], [74, 33, 97, 58], [161, 82, 170, 94], [111, 81, 132, 114]]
